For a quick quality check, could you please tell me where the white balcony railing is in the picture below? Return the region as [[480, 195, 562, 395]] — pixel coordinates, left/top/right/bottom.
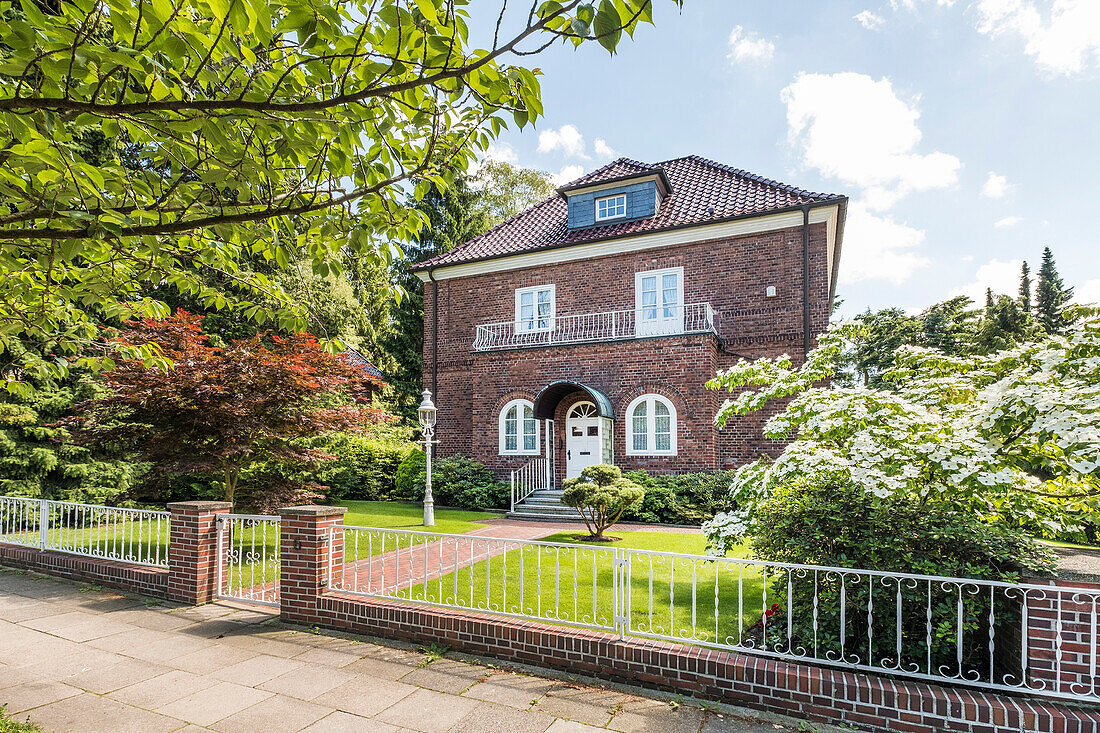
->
[[473, 302, 716, 351]]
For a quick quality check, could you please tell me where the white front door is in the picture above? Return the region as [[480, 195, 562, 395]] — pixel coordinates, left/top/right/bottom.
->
[[565, 402, 602, 479]]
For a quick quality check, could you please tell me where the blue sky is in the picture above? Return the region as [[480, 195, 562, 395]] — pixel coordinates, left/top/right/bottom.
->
[[475, 0, 1100, 317]]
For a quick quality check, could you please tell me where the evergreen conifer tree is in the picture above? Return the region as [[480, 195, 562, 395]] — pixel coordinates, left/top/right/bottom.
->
[[1018, 261, 1032, 313], [1036, 247, 1074, 334]]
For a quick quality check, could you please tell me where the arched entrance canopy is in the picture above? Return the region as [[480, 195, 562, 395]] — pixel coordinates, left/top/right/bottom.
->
[[532, 381, 614, 420]]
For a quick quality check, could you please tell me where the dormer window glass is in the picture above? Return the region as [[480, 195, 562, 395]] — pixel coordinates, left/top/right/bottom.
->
[[515, 284, 555, 333], [595, 193, 627, 222]]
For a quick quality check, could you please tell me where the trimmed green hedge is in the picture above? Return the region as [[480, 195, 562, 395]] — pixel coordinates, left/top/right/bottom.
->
[[315, 433, 416, 501], [394, 451, 509, 511], [620, 469, 737, 525]]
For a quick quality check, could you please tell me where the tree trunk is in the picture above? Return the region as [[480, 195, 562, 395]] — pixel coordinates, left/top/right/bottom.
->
[[223, 465, 238, 506]]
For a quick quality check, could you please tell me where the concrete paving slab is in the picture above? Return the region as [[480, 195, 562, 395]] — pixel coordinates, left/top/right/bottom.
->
[[343, 654, 422, 681], [535, 686, 624, 727], [400, 659, 491, 694], [0, 677, 83, 714], [700, 712, 797, 732], [450, 700, 557, 733], [463, 671, 558, 709], [545, 720, 606, 733], [169, 644, 259, 676], [154, 680, 274, 727], [212, 653, 305, 687], [19, 691, 185, 733], [607, 697, 706, 733], [62, 657, 174, 695], [258, 663, 360, 700], [209, 693, 334, 733], [108, 669, 217, 709], [299, 710, 402, 732], [312, 676, 419, 718], [292, 645, 364, 668], [375, 687, 481, 732]]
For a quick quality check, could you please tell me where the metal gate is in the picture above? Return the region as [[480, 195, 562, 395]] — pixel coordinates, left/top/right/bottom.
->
[[216, 513, 280, 607]]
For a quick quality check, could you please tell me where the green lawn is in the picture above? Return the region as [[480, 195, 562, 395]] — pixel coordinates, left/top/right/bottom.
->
[[396, 529, 768, 643], [339, 501, 497, 535]]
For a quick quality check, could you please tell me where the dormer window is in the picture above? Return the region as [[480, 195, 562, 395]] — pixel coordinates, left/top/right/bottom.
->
[[595, 193, 627, 222]]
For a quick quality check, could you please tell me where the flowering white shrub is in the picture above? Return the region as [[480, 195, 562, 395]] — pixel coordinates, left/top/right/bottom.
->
[[703, 316, 1100, 553]]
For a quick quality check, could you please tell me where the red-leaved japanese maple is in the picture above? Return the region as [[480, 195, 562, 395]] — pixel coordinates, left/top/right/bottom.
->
[[76, 312, 385, 509]]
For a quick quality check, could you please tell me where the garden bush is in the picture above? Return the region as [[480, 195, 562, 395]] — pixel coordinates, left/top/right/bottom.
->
[[620, 469, 736, 524], [393, 451, 509, 510], [562, 464, 645, 540], [315, 433, 416, 501], [737, 479, 1055, 679]]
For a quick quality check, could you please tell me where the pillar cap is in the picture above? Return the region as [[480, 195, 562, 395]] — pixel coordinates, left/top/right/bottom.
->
[[277, 505, 346, 517], [167, 501, 233, 512]]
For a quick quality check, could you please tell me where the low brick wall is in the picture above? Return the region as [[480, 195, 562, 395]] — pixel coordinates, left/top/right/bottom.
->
[[0, 541, 168, 597], [278, 508, 1100, 733], [302, 592, 1098, 733]]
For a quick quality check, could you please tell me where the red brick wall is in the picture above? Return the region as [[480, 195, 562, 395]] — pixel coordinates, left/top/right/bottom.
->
[[1020, 577, 1100, 695], [0, 542, 168, 597], [423, 222, 830, 477]]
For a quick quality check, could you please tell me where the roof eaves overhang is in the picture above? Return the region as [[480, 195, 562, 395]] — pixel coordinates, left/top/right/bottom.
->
[[555, 169, 673, 199], [412, 199, 845, 279]]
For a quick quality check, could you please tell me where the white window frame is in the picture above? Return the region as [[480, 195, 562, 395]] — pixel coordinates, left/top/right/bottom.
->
[[499, 399, 540, 455], [595, 193, 627, 222], [634, 266, 684, 335], [625, 394, 678, 456], [514, 284, 556, 333]]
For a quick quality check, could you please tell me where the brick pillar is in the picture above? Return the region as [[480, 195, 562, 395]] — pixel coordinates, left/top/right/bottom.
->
[[278, 506, 345, 626], [167, 501, 232, 605]]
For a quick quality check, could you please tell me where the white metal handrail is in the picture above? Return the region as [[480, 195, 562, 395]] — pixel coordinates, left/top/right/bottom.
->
[[0, 495, 169, 567], [474, 302, 716, 351], [509, 458, 550, 512], [328, 524, 1100, 705]]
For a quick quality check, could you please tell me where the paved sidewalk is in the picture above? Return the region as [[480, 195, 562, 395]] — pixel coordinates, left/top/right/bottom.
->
[[0, 567, 801, 733]]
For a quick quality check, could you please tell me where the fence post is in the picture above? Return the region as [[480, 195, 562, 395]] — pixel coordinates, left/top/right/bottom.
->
[[278, 505, 345, 626], [167, 501, 232, 605], [613, 547, 626, 640], [37, 498, 48, 551]]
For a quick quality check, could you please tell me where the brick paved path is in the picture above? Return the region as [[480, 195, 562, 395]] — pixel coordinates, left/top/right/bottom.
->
[[0, 567, 804, 732]]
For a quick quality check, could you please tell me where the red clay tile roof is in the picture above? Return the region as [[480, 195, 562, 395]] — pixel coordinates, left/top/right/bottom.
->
[[414, 155, 845, 271]]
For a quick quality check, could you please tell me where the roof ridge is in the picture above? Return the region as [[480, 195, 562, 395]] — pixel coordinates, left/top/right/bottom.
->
[[659, 154, 842, 201]]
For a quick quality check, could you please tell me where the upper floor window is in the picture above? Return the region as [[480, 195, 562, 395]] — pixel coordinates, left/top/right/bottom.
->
[[595, 193, 627, 222], [635, 267, 684, 335], [499, 399, 539, 455], [626, 394, 677, 456], [515, 284, 555, 333]]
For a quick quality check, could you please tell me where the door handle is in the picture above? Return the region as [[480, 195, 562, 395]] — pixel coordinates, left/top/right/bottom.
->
[[579, 452, 591, 456], [567, 450, 571, 460]]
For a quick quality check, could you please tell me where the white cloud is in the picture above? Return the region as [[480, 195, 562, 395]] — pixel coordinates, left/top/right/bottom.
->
[[950, 258, 1023, 303], [854, 10, 886, 29], [890, 0, 955, 8], [537, 124, 588, 159], [976, 0, 1100, 75], [551, 165, 585, 187], [838, 203, 931, 285], [782, 73, 961, 213], [1075, 278, 1100, 305], [727, 26, 776, 64], [593, 138, 616, 158], [484, 143, 518, 164], [994, 215, 1023, 227], [981, 171, 1010, 198]]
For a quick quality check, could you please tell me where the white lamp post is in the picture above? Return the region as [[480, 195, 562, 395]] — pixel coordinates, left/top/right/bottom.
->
[[417, 389, 437, 527]]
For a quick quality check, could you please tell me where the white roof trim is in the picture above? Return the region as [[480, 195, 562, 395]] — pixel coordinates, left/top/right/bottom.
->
[[416, 205, 840, 291]]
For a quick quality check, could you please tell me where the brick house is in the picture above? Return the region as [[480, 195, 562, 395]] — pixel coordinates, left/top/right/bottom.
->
[[413, 156, 847, 514]]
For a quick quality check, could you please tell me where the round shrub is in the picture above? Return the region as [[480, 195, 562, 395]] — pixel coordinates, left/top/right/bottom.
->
[[561, 464, 644, 539], [393, 449, 426, 502]]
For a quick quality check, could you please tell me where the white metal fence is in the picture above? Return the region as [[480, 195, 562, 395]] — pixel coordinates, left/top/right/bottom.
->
[[0, 495, 169, 567], [510, 458, 551, 512], [474, 303, 716, 351], [327, 526, 1100, 704], [217, 513, 281, 607]]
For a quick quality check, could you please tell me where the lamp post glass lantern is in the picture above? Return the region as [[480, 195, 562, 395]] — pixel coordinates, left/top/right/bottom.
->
[[417, 389, 437, 527]]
